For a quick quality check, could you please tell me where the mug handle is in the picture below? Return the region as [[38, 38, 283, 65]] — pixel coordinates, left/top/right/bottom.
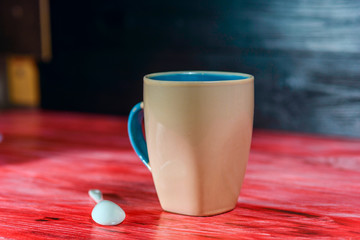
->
[[127, 102, 151, 171]]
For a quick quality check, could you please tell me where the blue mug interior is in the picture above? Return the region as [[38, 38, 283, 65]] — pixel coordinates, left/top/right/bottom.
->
[[148, 72, 249, 82]]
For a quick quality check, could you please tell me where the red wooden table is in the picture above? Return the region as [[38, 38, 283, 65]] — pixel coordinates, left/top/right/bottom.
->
[[0, 110, 359, 239]]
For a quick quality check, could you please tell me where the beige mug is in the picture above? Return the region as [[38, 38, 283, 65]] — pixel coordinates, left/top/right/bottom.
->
[[128, 71, 254, 216]]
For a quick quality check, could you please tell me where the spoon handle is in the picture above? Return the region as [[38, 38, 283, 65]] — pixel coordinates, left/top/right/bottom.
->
[[88, 189, 103, 203]]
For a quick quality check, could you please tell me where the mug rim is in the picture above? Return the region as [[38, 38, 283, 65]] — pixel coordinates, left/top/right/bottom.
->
[[144, 71, 254, 86]]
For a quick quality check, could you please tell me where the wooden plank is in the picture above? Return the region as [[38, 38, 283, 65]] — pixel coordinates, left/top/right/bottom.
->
[[40, 0, 360, 137], [0, 110, 359, 239]]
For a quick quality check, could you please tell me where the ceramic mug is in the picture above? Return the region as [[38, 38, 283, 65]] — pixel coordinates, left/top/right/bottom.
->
[[128, 71, 254, 216]]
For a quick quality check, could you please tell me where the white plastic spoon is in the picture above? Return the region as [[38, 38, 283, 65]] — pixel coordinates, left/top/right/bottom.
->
[[88, 189, 126, 225]]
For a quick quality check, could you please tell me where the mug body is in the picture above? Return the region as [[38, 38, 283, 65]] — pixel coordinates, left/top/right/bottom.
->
[[143, 71, 254, 216]]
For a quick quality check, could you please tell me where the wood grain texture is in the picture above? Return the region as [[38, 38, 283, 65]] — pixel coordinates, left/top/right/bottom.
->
[[0, 110, 359, 239], [40, 0, 360, 137]]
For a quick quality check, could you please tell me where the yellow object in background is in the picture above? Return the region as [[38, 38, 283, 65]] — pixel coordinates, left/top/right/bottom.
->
[[7, 56, 40, 107]]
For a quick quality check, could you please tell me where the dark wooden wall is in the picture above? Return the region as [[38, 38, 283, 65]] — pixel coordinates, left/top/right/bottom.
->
[[40, 0, 360, 137]]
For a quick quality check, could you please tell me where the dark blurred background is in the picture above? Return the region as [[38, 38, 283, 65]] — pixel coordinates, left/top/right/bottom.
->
[[0, 0, 359, 137]]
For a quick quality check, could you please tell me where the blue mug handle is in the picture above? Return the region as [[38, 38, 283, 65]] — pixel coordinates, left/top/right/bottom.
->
[[127, 102, 151, 171]]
